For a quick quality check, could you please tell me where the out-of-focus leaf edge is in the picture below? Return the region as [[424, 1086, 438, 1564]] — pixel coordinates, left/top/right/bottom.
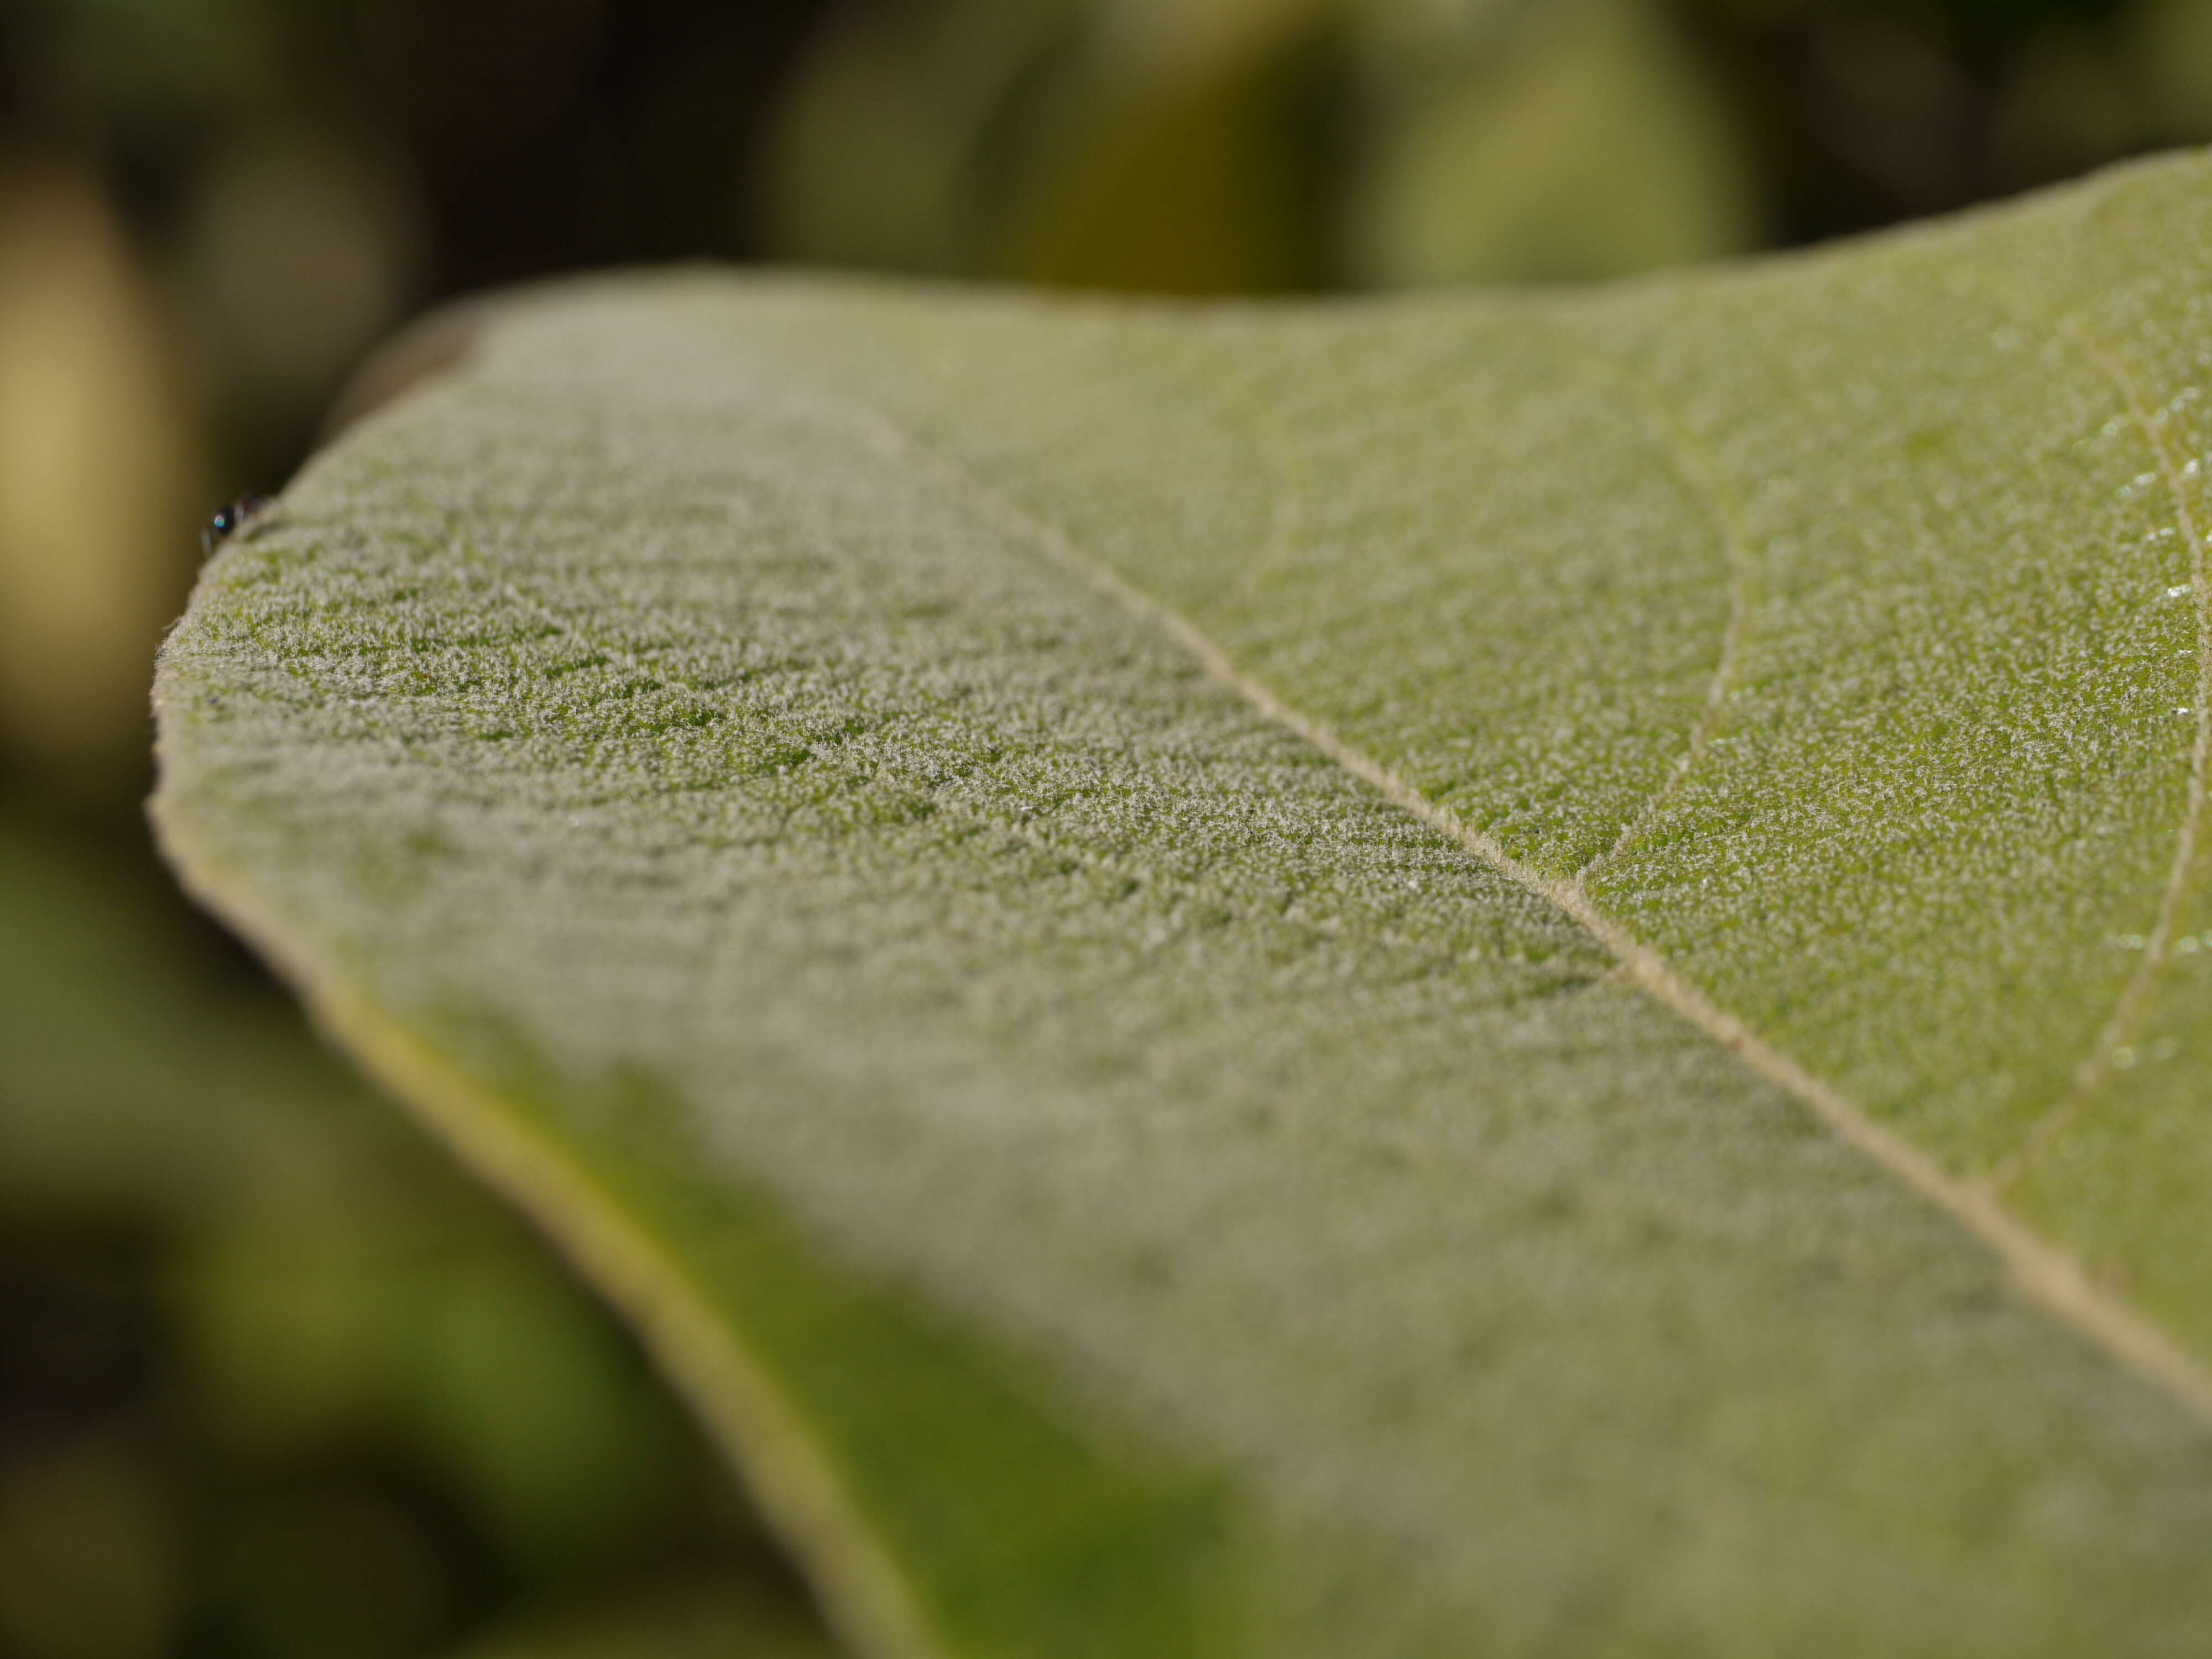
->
[[146, 801, 942, 1659], [152, 743, 1245, 1659]]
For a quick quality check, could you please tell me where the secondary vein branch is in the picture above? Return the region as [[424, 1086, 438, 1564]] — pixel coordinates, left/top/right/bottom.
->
[[844, 389, 2212, 1434]]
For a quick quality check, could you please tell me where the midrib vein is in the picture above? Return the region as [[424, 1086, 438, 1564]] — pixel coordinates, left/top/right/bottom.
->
[[841, 393, 2212, 1433]]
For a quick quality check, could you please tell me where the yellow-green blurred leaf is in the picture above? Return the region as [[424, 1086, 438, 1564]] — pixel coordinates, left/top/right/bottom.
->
[[766, 0, 1082, 273], [770, 0, 1335, 294], [1338, 0, 1761, 285], [2131, 0, 2212, 138], [0, 163, 208, 788]]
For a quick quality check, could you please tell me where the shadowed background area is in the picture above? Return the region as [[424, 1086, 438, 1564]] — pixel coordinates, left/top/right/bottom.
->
[[3, 1, 2210, 1655]]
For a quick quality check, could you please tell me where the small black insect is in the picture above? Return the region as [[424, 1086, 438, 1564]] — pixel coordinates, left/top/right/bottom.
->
[[201, 494, 273, 557]]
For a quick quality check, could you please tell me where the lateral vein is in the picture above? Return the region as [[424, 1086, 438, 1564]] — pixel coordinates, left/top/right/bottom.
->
[[848, 393, 2212, 1433], [1577, 364, 1759, 883]]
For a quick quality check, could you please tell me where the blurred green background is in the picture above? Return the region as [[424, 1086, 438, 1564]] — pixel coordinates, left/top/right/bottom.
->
[[6, 1, 2212, 1655]]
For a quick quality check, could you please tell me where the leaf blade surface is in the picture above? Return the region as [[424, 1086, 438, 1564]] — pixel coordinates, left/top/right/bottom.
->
[[156, 151, 2212, 1658]]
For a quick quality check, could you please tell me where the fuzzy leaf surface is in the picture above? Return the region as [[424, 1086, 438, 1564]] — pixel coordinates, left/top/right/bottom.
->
[[155, 152, 2212, 1658]]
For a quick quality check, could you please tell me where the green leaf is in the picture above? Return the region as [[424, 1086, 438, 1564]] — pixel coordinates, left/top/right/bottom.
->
[[765, 0, 1765, 298], [769, 0, 1335, 294], [155, 150, 2212, 1657], [1335, 0, 1762, 286], [764, 0, 1079, 275]]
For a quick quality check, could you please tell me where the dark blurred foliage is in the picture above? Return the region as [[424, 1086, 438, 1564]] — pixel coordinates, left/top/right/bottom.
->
[[0, 811, 821, 1659], [1, 0, 829, 507], [3, 8, 842, 1655], [4, 1, 2212, 1655], [763, 0, 2212, 294]]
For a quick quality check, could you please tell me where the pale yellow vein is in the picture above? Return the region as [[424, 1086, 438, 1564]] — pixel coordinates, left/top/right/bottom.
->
[[1577, 366, 1757, 883], [848, 393, 2212, 1433]]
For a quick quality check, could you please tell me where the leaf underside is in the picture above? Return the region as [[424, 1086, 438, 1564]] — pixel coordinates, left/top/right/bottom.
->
[[156, 152, 2212, 1658]]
